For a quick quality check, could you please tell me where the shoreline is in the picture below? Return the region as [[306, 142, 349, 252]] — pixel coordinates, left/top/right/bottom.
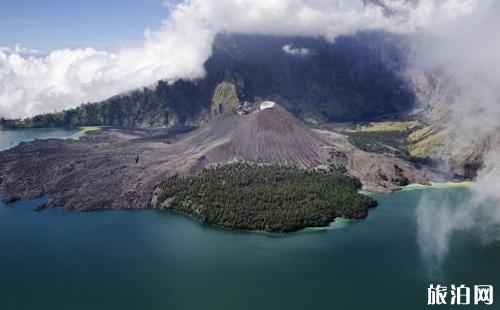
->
[[68, 126, 100, 139], [0, 126, 94, 151], [297, 218, 353, 233], [359, 181, 473, 196], [0, 126, 454, 234], [401, 181, 473, 191], [0, 192, 356, 236]]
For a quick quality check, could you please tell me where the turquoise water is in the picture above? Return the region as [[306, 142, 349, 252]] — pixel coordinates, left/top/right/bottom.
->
[[0, 127, 84, 151], [1, 129, 499, 310]]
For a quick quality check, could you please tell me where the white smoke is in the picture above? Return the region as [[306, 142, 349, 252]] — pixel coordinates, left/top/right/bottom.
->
[[0, 0, 478, 119], [414, 0, 500, 271]]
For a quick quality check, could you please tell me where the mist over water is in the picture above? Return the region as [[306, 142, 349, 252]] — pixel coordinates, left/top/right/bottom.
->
[[415, 151, 500, 272], [413, 0, 500, 269], [417, 188, 485, 276], [417, 186, 500, 277]]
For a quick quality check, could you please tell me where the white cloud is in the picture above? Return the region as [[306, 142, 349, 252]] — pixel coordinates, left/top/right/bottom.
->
[[282, 44, 310, 56], [0, 2, 214, 119], [0, 44, 42, 57], [0, 0, 480, 119]]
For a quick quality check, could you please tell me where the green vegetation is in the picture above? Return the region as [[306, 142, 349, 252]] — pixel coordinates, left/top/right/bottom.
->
[[329, 121, 439, 166], [462, 161, 484, 180], [354, 121, 420, 132], [211, 81, 239, 115], [0, 80, 213, 129], [346, 130, 410, 156], [407, 126, 445, 158], [335, 121, 485, 179], [153, 163, 377, 233], [327, 150, 349, 175]]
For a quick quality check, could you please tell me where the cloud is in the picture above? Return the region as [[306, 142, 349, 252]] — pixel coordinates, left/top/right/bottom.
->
[[0, 3, 214, 119], [282, 44, 311, 56], [415, 0, 500, 143], [0, 44, 43, 57], [0, 0, 480, 119], [413, 0, 500, 272]]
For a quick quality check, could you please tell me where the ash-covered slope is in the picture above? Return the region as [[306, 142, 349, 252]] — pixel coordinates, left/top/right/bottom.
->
[[186, 102, 438, 188], [183, 102, 330, 168], [0, 102, 439, 211]]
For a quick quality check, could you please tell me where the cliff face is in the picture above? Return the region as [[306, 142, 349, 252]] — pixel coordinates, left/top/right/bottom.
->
[[405, 70, 491, 179], [1, 31, 415, 129], [205, 32, 414, 122], [407, 71, 457, 124]]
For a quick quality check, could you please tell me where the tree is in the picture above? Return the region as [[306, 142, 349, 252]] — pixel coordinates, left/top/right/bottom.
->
[[328, 150, 348, 175]]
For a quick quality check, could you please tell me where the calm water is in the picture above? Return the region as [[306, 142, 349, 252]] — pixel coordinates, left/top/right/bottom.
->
[[1, 129, 499, 310], [0, 128, 84, 151]]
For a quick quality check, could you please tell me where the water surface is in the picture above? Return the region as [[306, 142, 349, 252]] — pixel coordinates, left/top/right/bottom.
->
[[0, 127, 84, 151], [1, 129, 499, 310]]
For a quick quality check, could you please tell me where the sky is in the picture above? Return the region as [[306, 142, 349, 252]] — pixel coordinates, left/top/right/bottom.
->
[[0, 0, 170, 51]]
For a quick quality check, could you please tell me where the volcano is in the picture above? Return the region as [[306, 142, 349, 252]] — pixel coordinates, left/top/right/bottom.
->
[[0, 102, 438, 211], [182, 101, 330, 169]]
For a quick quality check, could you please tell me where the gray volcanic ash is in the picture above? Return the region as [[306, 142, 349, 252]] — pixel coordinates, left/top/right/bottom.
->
[[183, 102, 330, 168]]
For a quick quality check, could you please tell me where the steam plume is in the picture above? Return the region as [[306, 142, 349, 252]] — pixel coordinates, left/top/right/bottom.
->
[[415, 0, 500, 271]]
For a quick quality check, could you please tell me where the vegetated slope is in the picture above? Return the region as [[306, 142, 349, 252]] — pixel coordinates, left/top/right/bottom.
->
[[1, 31, 415, 129], [152, 163, 377, 233]]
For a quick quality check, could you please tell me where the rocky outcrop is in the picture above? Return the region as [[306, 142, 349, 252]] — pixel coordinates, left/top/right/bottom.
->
[[211, 81, 240, 115]]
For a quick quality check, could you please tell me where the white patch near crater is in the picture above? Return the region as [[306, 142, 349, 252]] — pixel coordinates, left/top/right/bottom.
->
[[260, 101, 276, 110]]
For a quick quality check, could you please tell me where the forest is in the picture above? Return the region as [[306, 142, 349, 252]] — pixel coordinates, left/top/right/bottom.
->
[[153, 163, 377, 233]]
